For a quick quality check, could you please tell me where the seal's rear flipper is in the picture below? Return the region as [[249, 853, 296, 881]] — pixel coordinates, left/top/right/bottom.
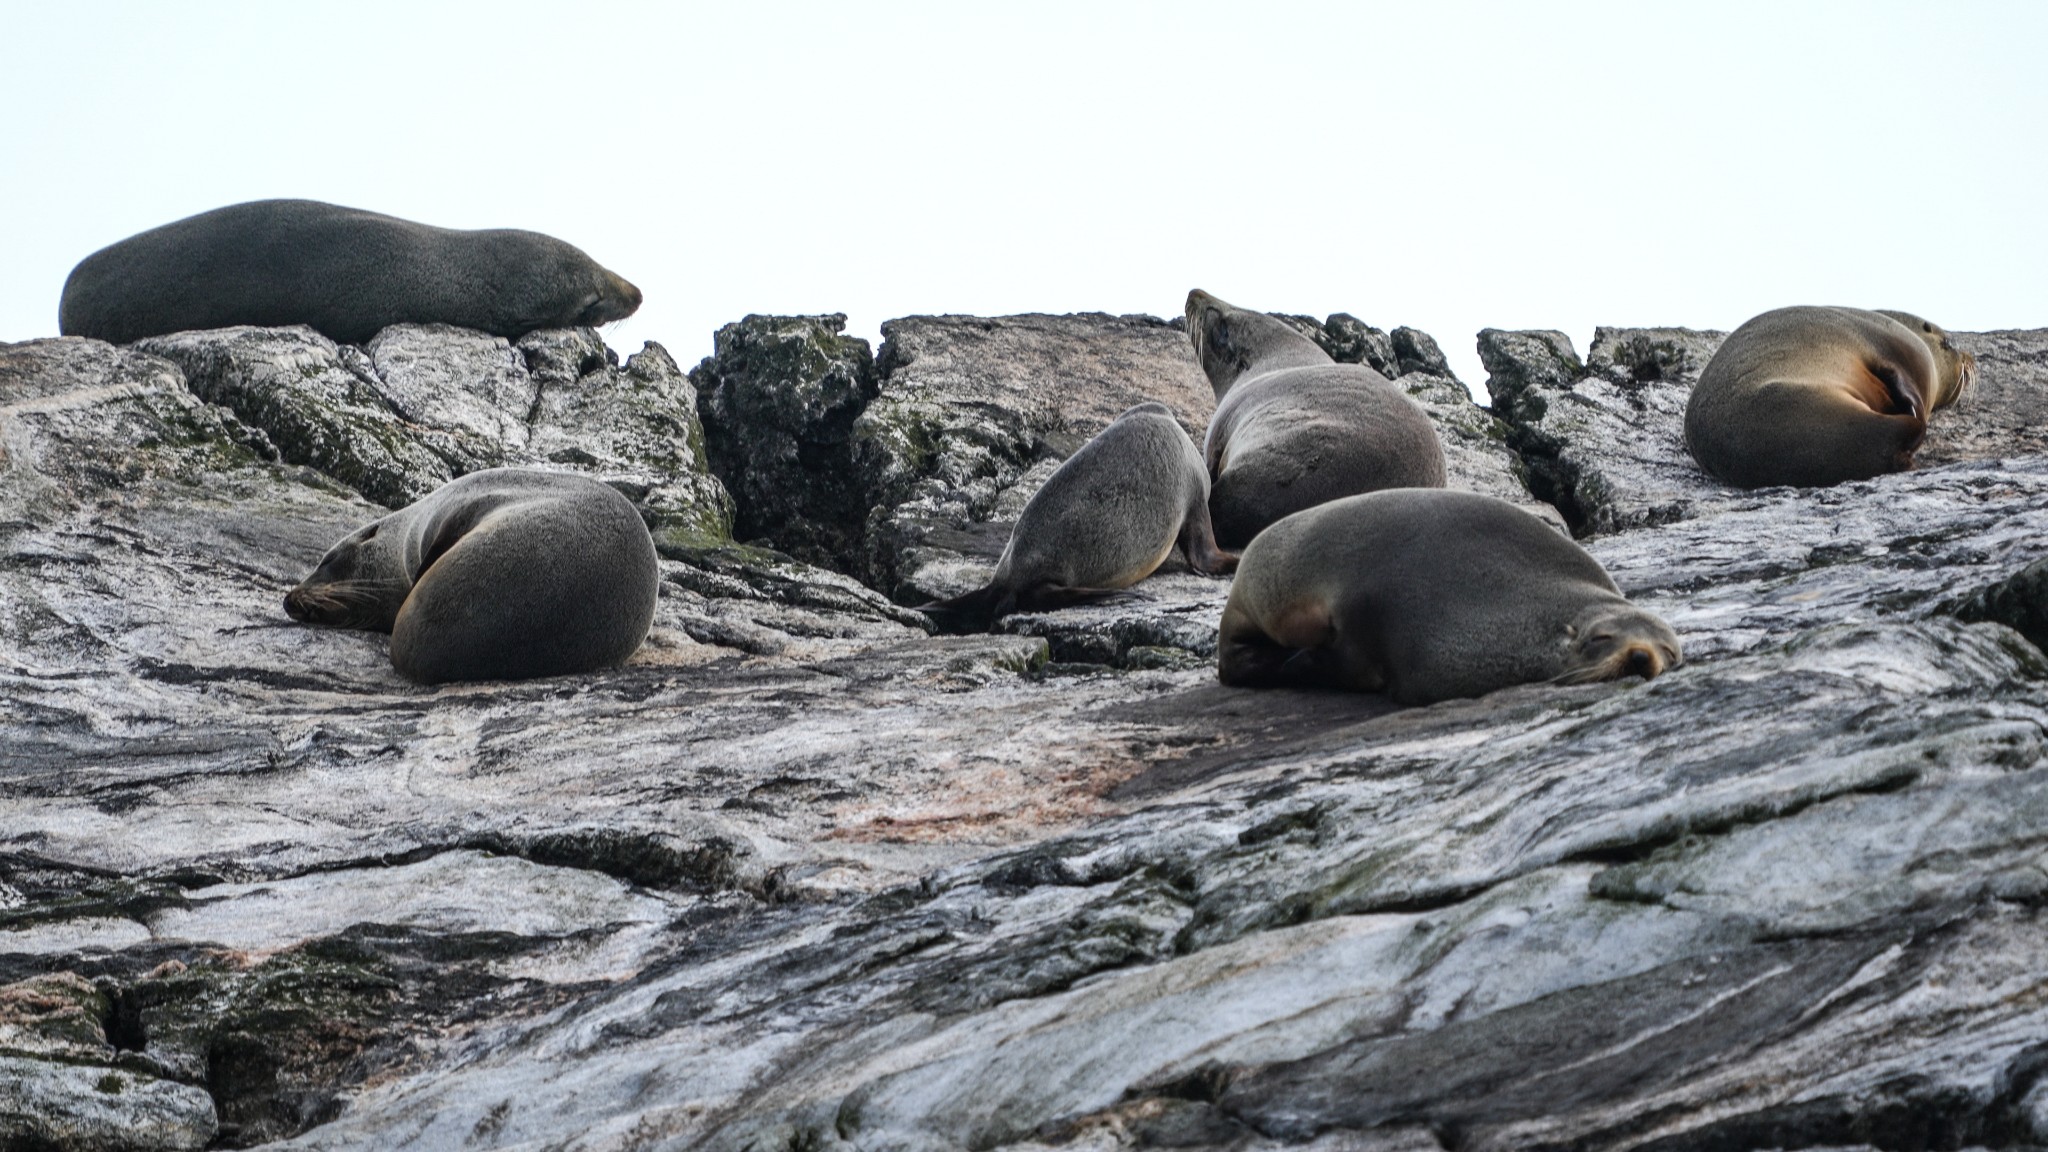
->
[[917, 585, 1010, 635], [1180, 500, 1240, 576]]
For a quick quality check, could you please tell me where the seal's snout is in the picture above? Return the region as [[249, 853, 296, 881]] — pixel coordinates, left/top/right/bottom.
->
[[1623, 644, 1661, 680], [284, 588, 312, 622]]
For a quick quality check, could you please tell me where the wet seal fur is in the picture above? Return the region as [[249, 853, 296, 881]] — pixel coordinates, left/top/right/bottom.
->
[[285, 468, 660, 684], [920, 402, 1236, 633], [1684, 305, 1975, 489], [1218, 489, 1680, 705], [61, 198, 643, 346], [1186, 289, 1447, 549]]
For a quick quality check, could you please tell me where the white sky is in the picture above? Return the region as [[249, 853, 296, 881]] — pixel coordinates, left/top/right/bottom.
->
[[4, 1, 2043, 390]]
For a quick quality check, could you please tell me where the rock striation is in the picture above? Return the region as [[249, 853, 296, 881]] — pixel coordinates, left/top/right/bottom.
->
[[5, 313, 2048, 1150]]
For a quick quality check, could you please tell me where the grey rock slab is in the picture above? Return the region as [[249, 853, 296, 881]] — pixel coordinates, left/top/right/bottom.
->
[[1920, 328, 2048, 466], [268, 615, 2048, 1150], [16, 320, 2048, 1150], [145, 850, 675, 953], [1592, 456, 2048, 663], [364, 323, 535, 451], [1001, 572, 1232, 666], [0, 1054, 217, 1151]]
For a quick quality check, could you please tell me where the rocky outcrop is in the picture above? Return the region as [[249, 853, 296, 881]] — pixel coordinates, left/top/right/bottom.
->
[[136, 323, 733, 545], [8, 317, 2048, 1150], [690, 314, 878, 570], [1480, 323, 2047, 538], [690, 311, 1555, 666]]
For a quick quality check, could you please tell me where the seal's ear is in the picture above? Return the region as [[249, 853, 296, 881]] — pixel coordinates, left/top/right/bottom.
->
[[1564, 623, 1578, 639]]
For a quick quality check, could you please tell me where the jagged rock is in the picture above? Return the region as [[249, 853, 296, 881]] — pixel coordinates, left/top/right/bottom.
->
[[131, 323, 733, 545], [1391, 326, 1452, 378], [1954, 553, 2048, 653], [11, 313, 2048, 1151], [1479, 325, 1734, 535], [691, 313, 879, 569], [1481, 324, 2048, 539]]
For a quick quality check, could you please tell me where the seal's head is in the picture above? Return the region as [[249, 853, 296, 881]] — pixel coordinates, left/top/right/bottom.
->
[[284, 519, 410, 632], [1184, 289, 1329, 401], [1555, 602, 1682, 686], [1876, 310, 1976, 411], [489, 230, 643, 334]]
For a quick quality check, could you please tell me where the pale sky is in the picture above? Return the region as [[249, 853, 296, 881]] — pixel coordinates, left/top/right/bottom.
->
[[5, 1, 2043, 390]]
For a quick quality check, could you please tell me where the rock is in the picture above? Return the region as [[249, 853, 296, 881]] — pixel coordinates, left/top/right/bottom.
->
[[0, 1055, 217, 1152], [691, 314, 879, 569], [1391, 326, 1452, 378], [11, 313, 2048, 1151], [132, 323, 733, 546], [1479, 325, 1734, 535], [1919, 329, 2048, 466], [853, 313, 1215, 603], [1954, 553, 2048, 653], [1284, 313, 1402, 378]]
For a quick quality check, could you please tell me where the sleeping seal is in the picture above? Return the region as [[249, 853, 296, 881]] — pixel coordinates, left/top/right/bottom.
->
[[285, 469, 660, 683], [61, 199, 642, 346], [1684, 305, 1975, 488], [1217, 489, 1679, 705]]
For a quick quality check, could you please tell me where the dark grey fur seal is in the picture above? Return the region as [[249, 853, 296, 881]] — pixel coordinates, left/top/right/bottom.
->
[[1684, 305, 1976, 489], [920, 402, 1236, 633], [1217, 489, 1680, 705], [1186, 289, 1447, 549], [285, 468, 659, 684], [60, 199, 642, 346]]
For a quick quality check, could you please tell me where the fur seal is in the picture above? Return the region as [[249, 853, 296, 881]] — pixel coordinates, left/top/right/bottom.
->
[[1217, 489, 1679, 705], [1186, 289, 1447, 549], [1684, 305, 1976, 489], [920, 401, 1236, 632], [284, 468, 660, 683], [60, 199, 642, 346]]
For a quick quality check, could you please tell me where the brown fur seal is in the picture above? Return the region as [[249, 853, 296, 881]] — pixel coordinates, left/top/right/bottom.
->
[[920, 401, 1236, 633], [1684, 306, 1975, 489], [1186, 289, 1447, 549], [285, 469, 659, 683], [1217, 489, 1679, 705], [60, 199, 642, 346]]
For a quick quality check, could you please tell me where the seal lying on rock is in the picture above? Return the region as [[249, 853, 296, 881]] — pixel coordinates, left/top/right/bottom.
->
[[285, 469, 660, 683], [1186, 289, 1446, 548], [1217, 489, 1679, 705], [1684, 306, 1975, 489], [920, 402, 1236, 633], [60, 199, 642, 346]]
